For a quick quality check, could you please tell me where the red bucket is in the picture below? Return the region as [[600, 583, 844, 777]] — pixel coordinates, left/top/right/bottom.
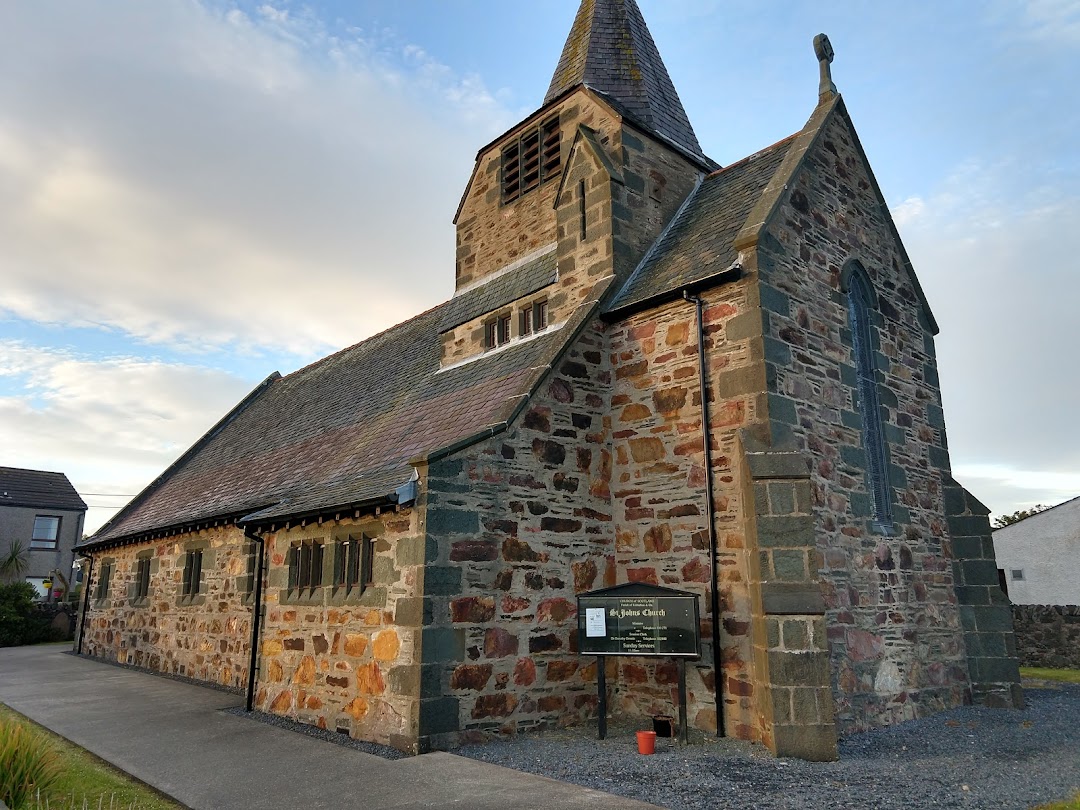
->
[[636, 730, 657, 755]]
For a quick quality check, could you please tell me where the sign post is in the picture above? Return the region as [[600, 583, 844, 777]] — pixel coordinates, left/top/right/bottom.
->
[[577, 583, 701, 744]]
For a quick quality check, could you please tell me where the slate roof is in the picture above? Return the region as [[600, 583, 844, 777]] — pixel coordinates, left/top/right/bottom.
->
[[439, 247, 557, 333], [0, 467, 86, 512], [87, 302, 576, 547], [545, 0, 704, 164], [605, 135, 795, 315]]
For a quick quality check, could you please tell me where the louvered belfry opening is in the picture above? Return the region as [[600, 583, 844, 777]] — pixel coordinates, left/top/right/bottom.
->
[[501, 115, 561, 204]]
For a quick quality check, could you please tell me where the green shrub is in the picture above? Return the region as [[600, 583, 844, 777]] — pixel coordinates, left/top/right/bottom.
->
[[0, 582, 39, 646], [0, 713, 61, 809]]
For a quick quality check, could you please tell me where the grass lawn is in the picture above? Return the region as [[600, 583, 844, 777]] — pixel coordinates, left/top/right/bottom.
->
[[1020, 667, 1080, 685], [1033, 793, 1080, 810], [0, 704, 184, 810]]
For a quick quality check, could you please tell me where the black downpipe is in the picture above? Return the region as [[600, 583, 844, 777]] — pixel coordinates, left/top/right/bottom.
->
[[684, 290, 724, 738], [76, 554, 94, 656], [244, 528, 267, 712]]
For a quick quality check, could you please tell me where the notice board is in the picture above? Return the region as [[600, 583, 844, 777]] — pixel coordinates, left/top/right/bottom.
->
[[576, 582, 700, 658]]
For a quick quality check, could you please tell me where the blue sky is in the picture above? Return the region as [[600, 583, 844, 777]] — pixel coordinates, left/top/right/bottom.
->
[[0, 0, 1077, 532]]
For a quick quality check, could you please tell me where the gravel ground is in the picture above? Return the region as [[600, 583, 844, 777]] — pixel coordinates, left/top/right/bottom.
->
[[456, 683, 1080, 810]]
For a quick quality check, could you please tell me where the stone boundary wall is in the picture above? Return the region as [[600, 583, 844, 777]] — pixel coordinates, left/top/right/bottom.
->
[[1011, 605, 1080, 670]]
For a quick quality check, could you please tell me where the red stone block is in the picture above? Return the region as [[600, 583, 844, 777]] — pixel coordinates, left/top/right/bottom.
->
[[513, 657, 537, 686], [537, 597, 577, 625], [472, 693, 518, 718], [546, 660, 580, 681], [451, 663, 493, 691], [484, 627, 519, 658], [451, 596, 496, 624]]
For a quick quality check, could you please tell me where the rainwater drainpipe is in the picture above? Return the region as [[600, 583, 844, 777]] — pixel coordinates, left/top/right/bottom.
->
[[244, 528, 267, 712], [683, 289, 725, 738], [76, 554, 94, 656]]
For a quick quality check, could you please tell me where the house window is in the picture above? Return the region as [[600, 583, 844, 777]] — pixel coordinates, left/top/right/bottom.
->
[[1010, 569, 1025, 581], [31, 516, 60, 549], [533, 299, 549, 331], [288, 540, 324, 593], [182, 549, 203, 597], [134, 556, 151, 601], [333, 534, 374, 594], [94, 562, 112, 602], [846, 268, 892, 526], [501, 115, 561, 204], [485, 313, 513, 350], [519, 299, 549, 338]]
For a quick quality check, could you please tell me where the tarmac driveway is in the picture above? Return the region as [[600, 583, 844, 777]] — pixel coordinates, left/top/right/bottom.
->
[[0, 645, 655, 810]]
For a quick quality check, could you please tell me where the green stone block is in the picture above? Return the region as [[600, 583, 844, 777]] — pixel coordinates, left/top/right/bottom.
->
[[764, 336, 791, 366], [756, 515, 814, 548], [427, 509, 479, 536], [928, 445, 951, 470], [395, 535, 426, 567], [768, 394, 799, 426], [926, 404, 946, 430], [974, 605, 1016, 634], [773, 549, 808, 582], [849, 492, 872, 518], [951, 536, 984, 560], [768, 482, 796, 516], [419, 696, 460, 735], [782, 620, 809, 650], [373, 556, 398, 585], [424, 566, 462, 596], [421, 627, 465, 663], [760, 283, 791, 316], [839, 445, 866, 470]]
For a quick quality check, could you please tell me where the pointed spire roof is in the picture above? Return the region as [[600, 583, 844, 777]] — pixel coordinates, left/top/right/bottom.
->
[[545, 0, 704, 161]]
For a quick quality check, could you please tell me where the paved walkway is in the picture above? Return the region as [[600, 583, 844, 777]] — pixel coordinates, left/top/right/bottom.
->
[[0, 645, 655, 809]]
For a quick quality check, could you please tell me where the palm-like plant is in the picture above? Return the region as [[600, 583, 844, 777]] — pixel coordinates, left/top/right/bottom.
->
[[0, 541, 29, 582]]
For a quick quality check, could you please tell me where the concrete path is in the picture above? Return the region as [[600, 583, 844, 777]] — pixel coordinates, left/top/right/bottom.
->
[[0, 645, 656, 810]]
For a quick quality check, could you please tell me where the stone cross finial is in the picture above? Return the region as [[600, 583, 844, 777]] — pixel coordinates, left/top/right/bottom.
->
[[814, 33, 837, 99]]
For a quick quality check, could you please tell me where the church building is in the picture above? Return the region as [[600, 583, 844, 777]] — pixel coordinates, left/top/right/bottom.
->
[[77, 0, 1022, 761]]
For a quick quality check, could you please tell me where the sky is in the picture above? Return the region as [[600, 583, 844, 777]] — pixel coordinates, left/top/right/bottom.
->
[[0, 0, 1077, 534]]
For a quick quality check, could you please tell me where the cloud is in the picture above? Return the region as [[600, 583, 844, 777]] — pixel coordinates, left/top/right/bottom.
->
[[0, 341, 256, 532], [1017, 0, 1080, 44], [0, 1, 516, 357], [895, 164, 1080, 516]]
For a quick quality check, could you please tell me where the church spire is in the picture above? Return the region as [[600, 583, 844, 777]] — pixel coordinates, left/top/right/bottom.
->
[[545, 0, 703, 160]]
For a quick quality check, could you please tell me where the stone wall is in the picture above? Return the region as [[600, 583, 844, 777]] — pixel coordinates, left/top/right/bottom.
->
[[1011, 605, 1080, 670], [455, 92, 621, 290], [419, 321, 614, 750], [754, 109, 975, 730], [255, 507, 423, 751], [606, 283, 763, 741], [80, 525, 253, 688], [455, 88, 699, 295]]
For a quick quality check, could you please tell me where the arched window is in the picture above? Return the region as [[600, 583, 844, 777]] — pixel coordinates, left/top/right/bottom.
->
[[846, 266, 893, 526]]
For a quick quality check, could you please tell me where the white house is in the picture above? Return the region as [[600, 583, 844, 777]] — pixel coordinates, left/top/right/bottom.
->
[[993, 496, 1080, 605]]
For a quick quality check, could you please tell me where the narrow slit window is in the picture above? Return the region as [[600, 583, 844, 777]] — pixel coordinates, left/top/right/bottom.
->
[[94, 563, 112, 602], [847, 270, 893, 526], [135, 557, 151, 601], [484, 319, 497, 350], [533, 300, 548, 332], [520, 307, 533, 337], [288, 540, 324, 593], [579, 180, 587, 240], [497, 313, 512, 345], [182, 549, 203, 596], [334, 535, 362, 592]]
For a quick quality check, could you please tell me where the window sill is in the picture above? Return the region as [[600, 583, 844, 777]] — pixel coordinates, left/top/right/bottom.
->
[[177, 594, 206, 608]]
